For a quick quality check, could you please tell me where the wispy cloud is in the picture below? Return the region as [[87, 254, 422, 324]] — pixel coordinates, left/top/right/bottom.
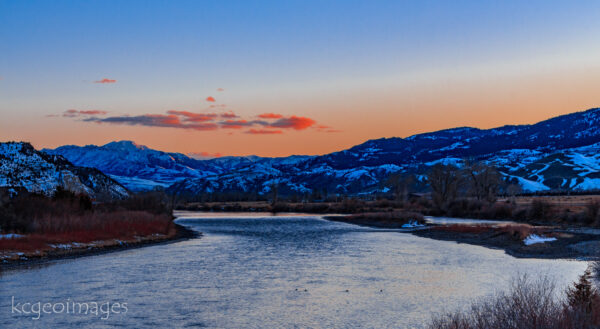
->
[[62, 109, 108, 117], [167, 110, 217, 122], [220, 111, 238, 118], [188, 151, 223, 159], [314, 124, 342, 133], [66, 108, 330, 135], [84, 114, 219, 130], [220, 120, 253, 129], [94, 78, 116, 84], [245, 128, 283, 134]]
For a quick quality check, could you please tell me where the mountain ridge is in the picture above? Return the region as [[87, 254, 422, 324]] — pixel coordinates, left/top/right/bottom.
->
[[42, 107, 600, 195]]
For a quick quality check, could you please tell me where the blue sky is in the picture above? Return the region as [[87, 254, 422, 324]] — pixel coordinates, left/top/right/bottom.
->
[[1, 0, 600, 156]]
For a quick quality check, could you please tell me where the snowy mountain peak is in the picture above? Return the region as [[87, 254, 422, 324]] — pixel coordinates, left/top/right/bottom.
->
[[102, 140, 149, 151]]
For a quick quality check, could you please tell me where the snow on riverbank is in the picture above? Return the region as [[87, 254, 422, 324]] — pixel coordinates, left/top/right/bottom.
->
[[0, 234, 24, 239], [401, 221, 425, 228], [524, 234, 557, 246]]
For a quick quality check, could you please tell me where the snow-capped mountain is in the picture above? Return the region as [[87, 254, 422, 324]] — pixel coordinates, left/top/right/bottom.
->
[[44, 141, 314, 191], [45, 141, 220, 191], [45, 107, 600, 195], [0, 142, 128, 199]]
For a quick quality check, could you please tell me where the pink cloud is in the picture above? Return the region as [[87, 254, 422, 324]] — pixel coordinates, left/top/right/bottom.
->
[[206, 96, 216, 102], [258, 113, 283, 119], [84, 114, 218, 131], [71, 108, 331, 134], [167, 110, 218, 122], [94, 78, 116, 84], [220, 111, 238, 119], [63, 109, 108, 117], [188, 151, 223, 159], [313, 124, 341, 133], [221, 120, 251, 129], [269, 116, 316, 130]]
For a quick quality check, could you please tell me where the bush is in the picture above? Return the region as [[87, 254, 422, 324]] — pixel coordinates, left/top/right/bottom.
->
[[585, 201, 600, 225], [430, 273, 600, 329], [1, 190, 175, 252], [528, 199, 554, 222], [481, 203, 513, 219], [498, 224, 533, 240]]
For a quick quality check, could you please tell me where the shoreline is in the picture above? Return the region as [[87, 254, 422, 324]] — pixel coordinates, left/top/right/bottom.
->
[[325, 215, 600, 261], [0, 224, 200, 271], [410, 228, 598, 260]]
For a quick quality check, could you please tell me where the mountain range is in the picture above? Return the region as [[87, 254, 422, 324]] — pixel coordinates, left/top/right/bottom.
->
[[36, 107, 600, 197]]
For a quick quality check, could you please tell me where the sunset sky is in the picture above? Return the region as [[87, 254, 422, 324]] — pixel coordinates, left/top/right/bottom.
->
[[1, 1, 600, 157]]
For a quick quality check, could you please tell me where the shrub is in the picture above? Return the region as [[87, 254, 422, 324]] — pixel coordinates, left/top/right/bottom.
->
[[481, 203, 514, 219], [498, 224, 533, 240], [585, 201, 600, 225], [430, 273, 600, 329], [430, 275, 560, 329], [0, 190, 176, 252], [528, 199, 554, 222]]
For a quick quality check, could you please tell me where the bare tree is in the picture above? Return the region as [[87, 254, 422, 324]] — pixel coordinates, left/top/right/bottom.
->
[[386, 172, 415, 204], [427, 164, 462, 210], [506, 183, 522, 204], [270, 182, 279, 206], [464, 161, 501, 203]]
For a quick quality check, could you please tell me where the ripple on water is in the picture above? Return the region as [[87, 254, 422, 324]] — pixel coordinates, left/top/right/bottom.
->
[[0, 212, 588, 329]]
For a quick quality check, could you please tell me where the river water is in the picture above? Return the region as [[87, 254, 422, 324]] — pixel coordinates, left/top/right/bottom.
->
[[0, 212, 587, 328]]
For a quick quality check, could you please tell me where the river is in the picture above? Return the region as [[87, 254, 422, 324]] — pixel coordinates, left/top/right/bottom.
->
[[0, 212, 587, 328]]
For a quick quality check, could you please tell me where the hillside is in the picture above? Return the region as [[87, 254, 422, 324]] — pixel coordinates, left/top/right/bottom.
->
[[0, 142, 128, 200]]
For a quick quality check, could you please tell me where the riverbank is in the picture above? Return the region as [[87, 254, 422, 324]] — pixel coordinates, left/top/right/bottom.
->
[[0, 223, 199, 270], [413, 226, 600, 260], [326, 214, 600, 260], [324, 211, 426, 229]]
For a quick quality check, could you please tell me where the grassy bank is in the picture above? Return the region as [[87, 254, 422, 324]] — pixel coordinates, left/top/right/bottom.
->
[[0, 189, 188, 263], [325, 211, 425, 228]]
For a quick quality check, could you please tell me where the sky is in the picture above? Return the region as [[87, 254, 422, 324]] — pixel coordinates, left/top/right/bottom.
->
[[1, 0, 600, 157]]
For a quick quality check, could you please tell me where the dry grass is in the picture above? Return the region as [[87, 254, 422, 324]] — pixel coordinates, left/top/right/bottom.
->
[[506, 195, 600, 213], [430, 273, 600, 329], [1, 189, 175, 254], [433, 224, 493, 234], [496, 224, 535, 240], [433, 223, 556, 240], [0, 211, 174, 252], [348, 211, 425, 224]]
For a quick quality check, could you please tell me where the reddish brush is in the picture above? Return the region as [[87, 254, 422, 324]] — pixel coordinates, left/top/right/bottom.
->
[[498, 224, 535, 239], [0, 236, 49, 252], [0, 211, 174, 252]]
